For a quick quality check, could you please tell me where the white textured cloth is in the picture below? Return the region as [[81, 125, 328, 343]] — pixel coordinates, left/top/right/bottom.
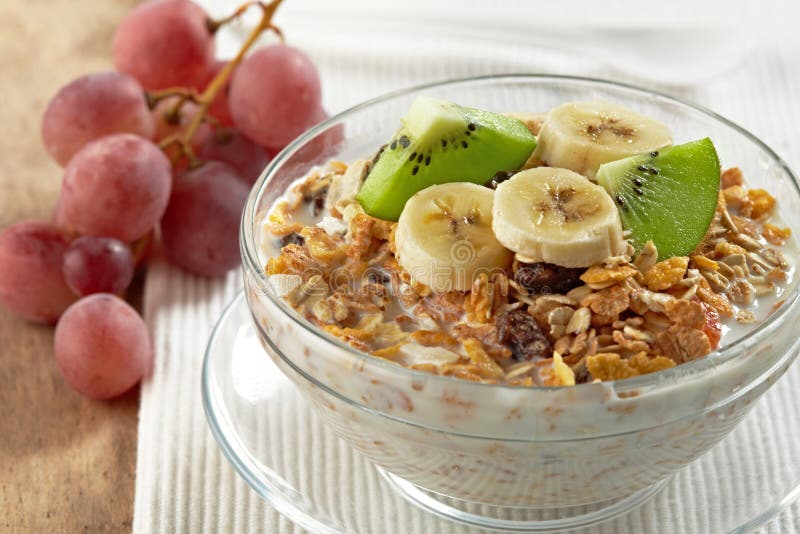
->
[[134, 1, 800, 532]]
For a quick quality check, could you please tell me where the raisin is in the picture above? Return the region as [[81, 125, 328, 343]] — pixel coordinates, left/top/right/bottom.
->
[[573, 362, 591, 384], [367, 269, 391, 285], [485, 170, 516, 189], [496, 309, 552, 361], [514, 262, 584, 294], [312, 195, 325, 216], [302, 185, 329, 217], [280, 233, 304, 247]]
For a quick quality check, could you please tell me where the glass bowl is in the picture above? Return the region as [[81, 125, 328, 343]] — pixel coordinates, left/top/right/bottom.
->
[[239, 75, 800, 526]]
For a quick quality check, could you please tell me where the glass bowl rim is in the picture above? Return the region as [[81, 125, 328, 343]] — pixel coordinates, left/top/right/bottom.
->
[[241, 73, 800, 393]]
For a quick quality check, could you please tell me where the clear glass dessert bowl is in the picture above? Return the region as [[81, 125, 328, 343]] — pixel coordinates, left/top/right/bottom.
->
[[239, 75, 800, 525]]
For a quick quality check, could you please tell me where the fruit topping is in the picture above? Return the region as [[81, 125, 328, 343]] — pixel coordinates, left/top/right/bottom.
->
[[596, 138, 721, 260], [357, 96, 537, 220], [492, 167, 627, 267], [532, 101, 672, 179], [394, 182, 512, 292]]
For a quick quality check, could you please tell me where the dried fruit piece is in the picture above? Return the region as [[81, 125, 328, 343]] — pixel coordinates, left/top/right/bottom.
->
[[496, 308, 552, 361], [514, 261, 585, 294]]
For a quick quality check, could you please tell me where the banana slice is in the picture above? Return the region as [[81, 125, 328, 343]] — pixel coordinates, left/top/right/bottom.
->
[[532, 101, 672, 179], [395, 182, 512, 292], [492, 167, 626, 267]]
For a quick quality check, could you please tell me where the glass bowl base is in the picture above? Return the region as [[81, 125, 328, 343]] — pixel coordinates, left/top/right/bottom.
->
[[378, 468, 670, 533], [203, 293, 800, 533]]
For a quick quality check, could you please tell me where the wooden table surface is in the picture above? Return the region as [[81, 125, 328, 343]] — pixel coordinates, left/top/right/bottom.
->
[[0, 1, 142, 531]]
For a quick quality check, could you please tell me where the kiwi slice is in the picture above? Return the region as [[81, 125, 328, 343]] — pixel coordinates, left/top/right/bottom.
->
[[596, 138, 720, 260], [356, 96, 537, 220]]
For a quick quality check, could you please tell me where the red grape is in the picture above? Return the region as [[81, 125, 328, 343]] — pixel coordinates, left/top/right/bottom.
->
[[203, 60, 234, 127], [161, 162, 249, 276], [198, 128, 270, 184], [0, 222, 76, 323], [41, 72, 155, 166], [62, 236, 135, 296], [229, 45, 322, 149], [54, 293, 151, 399], [112, 0, 215, 90], [59, 134, 171, 242]]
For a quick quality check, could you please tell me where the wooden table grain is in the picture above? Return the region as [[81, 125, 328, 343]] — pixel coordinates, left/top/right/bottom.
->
[[0, 1, 142, 531]]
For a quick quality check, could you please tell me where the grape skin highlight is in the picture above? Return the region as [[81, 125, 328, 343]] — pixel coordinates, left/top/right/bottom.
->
[[62, 236, 135, 296]]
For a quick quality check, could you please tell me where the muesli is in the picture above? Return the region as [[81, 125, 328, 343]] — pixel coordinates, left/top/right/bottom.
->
[[261, 98, 793, 386]]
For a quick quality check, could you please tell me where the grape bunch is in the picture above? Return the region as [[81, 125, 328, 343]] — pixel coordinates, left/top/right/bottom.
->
[[0, 0, 337, 399]]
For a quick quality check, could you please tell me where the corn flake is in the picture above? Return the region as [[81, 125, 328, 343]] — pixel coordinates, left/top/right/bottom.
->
[[538, 352, 576, 386], [586, 351, 675, 381], [643, 257, 689, 291], [580, 263, 638, 289], [655, 324, 712, 363], [664, 298, 706, 328], [721, 167, 744, 188], [267, 200, 304, 235], [581, 284, 630, 317], [462, 338, 505, 379], [762, 223, 791, 246], [747, 189, 776, 219]]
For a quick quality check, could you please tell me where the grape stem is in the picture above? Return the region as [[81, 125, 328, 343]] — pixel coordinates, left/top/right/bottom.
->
[[156, 0, 284, 168]]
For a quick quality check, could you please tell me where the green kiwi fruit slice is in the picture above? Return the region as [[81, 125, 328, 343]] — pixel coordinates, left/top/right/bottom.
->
[[596, 138, 720, 260], [356, 96, 537, 221]]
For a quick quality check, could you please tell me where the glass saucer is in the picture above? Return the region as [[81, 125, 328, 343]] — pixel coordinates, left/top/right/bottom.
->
[[202, 293, 800, 533]]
